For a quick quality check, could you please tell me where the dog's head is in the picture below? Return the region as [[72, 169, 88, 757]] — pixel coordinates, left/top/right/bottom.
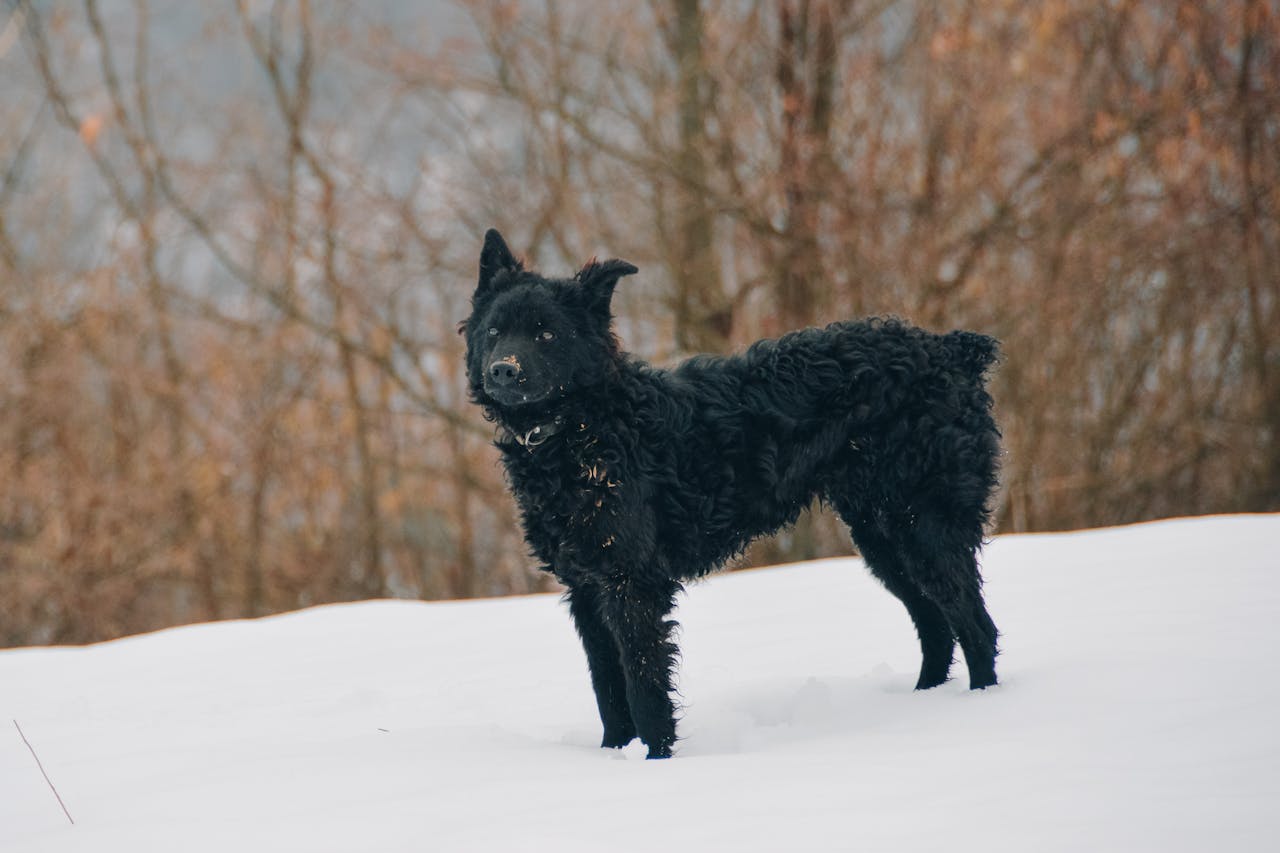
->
[[462, 229, 637, 415]]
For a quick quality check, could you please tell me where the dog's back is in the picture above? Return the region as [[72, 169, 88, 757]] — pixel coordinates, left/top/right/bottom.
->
[[672, 318, 997, 424]]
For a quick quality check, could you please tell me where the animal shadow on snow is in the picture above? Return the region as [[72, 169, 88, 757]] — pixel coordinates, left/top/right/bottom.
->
[[679, 664, 993, 757]]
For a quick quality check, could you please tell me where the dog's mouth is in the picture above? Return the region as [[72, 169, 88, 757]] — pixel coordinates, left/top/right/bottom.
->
[[483, 379, 555, 408]]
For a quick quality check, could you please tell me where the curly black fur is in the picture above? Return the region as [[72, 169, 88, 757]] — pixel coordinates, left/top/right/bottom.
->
[[463, 229, 1002, 758]]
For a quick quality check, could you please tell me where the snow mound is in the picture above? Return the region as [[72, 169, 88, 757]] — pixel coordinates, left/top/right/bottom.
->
[[3, 514, 1277, 852]]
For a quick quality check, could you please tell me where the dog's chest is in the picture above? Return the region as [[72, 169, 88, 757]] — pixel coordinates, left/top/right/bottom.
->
[[503, 433, 627, 568]]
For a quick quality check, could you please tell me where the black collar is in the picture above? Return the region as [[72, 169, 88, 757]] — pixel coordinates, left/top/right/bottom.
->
[[511, 415, 567, 450]]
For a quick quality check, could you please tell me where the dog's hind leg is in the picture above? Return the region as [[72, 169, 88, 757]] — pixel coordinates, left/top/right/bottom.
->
[[599, 576, 682, 759], [901, 515, 999, 690], [565, 583, 637, 748], [841, 510, 957, 689]]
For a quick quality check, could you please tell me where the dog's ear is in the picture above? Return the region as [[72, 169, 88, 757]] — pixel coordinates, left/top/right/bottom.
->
[[476, 229, 522, 301], [576, 257, 638, 315]]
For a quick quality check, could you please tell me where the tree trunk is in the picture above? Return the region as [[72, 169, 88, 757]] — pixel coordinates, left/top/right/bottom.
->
[[670, 0, 730, 353]]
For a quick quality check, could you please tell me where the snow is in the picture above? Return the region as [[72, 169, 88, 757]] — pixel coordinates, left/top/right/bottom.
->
[[2, 514, 1277, 852]]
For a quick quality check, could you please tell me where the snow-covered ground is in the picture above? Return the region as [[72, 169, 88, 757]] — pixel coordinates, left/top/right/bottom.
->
[[2, 514, 1276, 852]]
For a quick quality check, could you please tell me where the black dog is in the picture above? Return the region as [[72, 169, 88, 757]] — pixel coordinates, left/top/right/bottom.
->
[[463, 230, 1001, 758]]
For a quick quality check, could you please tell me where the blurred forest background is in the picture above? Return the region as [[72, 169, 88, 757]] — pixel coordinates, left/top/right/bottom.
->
[[1, 0, 1277, 646]]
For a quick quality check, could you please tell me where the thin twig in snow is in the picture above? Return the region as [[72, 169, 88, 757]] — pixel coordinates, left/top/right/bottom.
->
[[13, 719, 75, 826]]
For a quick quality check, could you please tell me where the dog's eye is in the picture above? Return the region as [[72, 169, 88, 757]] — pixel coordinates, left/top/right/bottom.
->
[[487, 327, 499, 337], [538, 330, 556, 342]]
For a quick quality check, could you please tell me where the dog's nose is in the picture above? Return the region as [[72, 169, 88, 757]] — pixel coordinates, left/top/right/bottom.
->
[[489, 359, 522, 386]]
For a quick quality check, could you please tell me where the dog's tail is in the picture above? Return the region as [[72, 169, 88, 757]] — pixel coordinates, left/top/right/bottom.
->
[[942, 330, 1000, 379]]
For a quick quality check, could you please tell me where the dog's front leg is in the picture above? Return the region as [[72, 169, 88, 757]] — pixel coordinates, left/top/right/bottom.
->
[[600, 575, 682, 759], [564, 582, 637, 748]]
